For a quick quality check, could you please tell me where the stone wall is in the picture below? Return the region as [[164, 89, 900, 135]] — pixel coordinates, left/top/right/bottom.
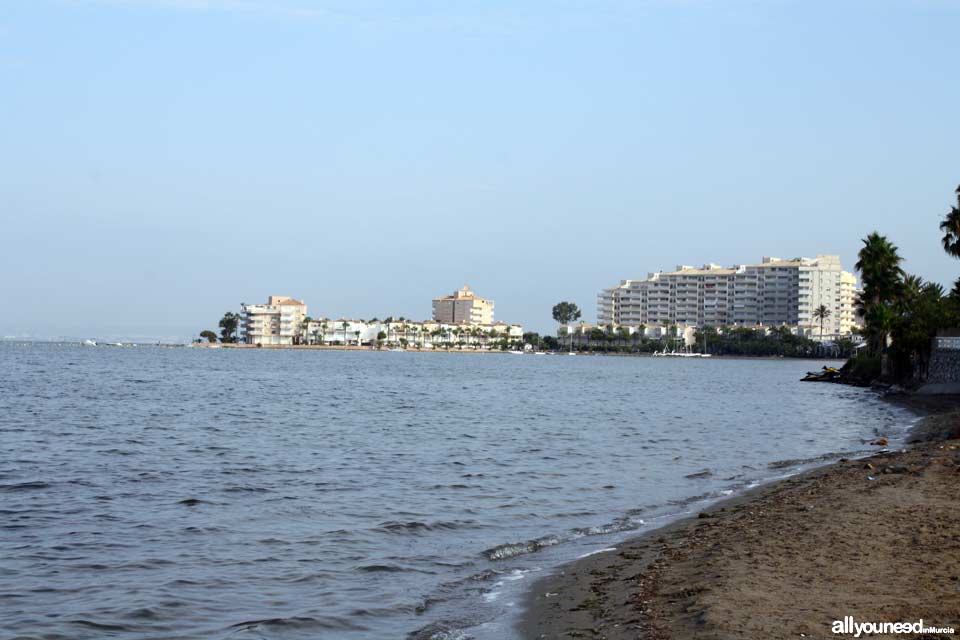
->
[[928, 347, 960, 383]]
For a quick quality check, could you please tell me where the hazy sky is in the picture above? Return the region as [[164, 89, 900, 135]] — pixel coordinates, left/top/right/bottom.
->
[[1, 0, 958, 339]]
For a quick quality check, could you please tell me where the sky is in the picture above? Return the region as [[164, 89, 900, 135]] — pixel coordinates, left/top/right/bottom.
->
[[1, 0, 958, 339]]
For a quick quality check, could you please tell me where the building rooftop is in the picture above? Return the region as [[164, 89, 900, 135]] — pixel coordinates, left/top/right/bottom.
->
[[433, 285, 491, 302]]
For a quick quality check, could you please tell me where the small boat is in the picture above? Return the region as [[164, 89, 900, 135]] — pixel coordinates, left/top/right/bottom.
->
[[508, 351, 523, 355], [801, 367, 841, 382], [82, 339, 97, 346]]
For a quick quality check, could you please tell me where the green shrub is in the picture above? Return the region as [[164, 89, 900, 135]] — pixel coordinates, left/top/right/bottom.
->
[[843, 354, 881, 381]]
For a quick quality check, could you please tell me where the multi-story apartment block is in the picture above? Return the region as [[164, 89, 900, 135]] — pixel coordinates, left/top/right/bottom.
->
[[598, 255, 859, 338], [839, 272, 863, 335], [241, 295, 308, 345], [432, 286, 494, 325]]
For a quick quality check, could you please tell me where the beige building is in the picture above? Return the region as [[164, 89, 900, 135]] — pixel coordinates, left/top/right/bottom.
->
[[241, 295, 308, 345], [432, 286, 494, 325]]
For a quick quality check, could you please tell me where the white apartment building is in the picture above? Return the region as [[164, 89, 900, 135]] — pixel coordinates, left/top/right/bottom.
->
[[598, 255, 860, 338], [241, 295, 308, 345], [432, 286, 495, 325]]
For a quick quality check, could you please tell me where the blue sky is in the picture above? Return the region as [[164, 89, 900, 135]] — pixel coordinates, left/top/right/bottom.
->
[[1, 0, 958, 339]]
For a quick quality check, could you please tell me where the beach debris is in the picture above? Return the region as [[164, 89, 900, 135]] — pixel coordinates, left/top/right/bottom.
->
[[872, 437, 889, 446], [867, 475, 877, 481], [863, 463, 875, 471], [882, 464, 917, 474]]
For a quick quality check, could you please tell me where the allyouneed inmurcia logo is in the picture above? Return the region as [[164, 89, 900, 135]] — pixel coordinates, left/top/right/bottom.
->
[[832, 616, 955, 637]]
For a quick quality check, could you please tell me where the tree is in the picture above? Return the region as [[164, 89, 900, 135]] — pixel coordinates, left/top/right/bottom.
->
[[300, 316, 313, 345], [939, 184, 960, 258], [812, 304, 831, 341], [199, 330, 217, 343], [854, 233, 904, 355], [341, 321, 350, 345], [219, 312, 239, 343], [552, 301, 581, 351]]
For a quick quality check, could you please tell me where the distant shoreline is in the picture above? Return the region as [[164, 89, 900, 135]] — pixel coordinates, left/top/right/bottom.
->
[[187, 343, 841, 360]]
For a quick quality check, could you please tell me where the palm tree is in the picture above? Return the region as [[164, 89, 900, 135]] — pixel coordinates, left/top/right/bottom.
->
[[300, 316, 313, 345], [812, 304, 831, 341], [855, 232, 904, 312], [854, 232, 904, 355], [341, 321, 350, 346], [939, 184, 960, 258]]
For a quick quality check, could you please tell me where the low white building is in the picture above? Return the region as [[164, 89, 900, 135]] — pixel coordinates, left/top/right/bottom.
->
[[303, 318, 523, 349]]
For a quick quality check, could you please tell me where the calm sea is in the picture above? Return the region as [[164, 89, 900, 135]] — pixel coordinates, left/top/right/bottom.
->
[[0, 344, 916, 639]]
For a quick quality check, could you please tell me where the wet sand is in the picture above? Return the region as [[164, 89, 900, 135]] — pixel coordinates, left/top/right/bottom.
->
[[519, 402, 960, 639]]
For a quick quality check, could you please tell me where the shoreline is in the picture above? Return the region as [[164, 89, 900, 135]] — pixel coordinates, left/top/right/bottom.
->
[[188, 343, 843, 361], [518, 395, 960, 639]]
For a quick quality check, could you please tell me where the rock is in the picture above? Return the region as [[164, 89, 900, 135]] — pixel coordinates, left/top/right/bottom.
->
[[872, 437, 889, 446], [863, 463, 875, 471]]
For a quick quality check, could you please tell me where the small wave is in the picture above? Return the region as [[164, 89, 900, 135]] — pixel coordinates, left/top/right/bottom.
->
[[0, 481, 50, 492], [230, 616, 366, 632], [484, 514, 644, 561], [571, 517, 640, 538], [767, 450, 858, 470], [69, 620, 133, 632], [483, 534, 562, 561], [356, 564, 407, 573], [376, 520, 478, 535], [408, 621, 474, 640], [222, 485, 271, 493], [177, 498, 210, 506]]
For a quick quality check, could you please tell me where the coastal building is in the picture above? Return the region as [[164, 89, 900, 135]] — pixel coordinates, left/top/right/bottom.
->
[[236, 289, 523, 349], [304, 318, 378, 346], [432, 286, 494, 325], [597, 255, 859, 339], [301, 317, 523, 349], [839, 272, 863, 335], [241, 296, 308, 345]]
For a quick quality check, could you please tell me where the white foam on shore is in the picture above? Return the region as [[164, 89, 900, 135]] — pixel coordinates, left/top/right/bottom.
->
[[577, 547, 617, 559]]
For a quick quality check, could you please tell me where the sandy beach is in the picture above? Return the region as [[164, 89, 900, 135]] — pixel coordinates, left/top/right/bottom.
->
[[519, 400, 960, 640]]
